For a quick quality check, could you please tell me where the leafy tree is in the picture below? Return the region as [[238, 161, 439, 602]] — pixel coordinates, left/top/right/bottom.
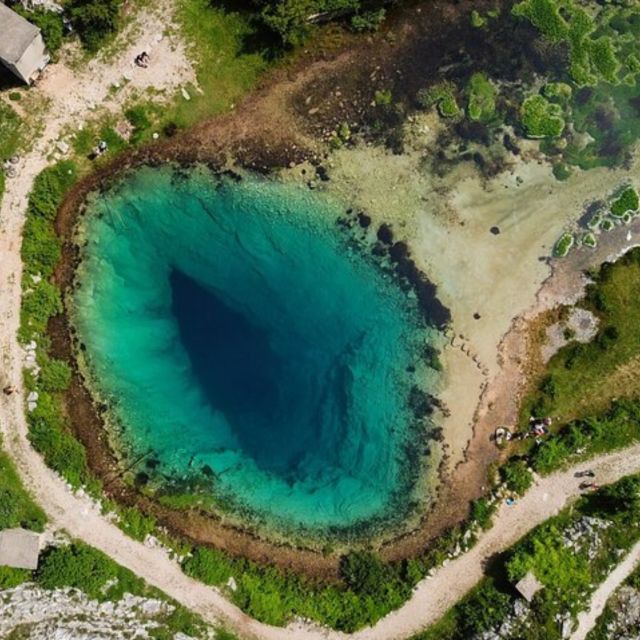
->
[[36, 543, 145, 600], [590, 476, 640, 517], [68, 0, 123, 52]]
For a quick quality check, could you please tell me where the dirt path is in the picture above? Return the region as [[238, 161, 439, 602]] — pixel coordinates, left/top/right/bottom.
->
[[570, 540, 640, 640]]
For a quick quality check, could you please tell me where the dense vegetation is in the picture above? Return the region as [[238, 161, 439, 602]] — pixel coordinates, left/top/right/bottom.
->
[[67, 0, 122, 52], [0, 102, 23, 186], [0, 436, 46, 533], [413, 474, 640, 640], [251, 0, 390, 45], [18, 161, 93, 490]]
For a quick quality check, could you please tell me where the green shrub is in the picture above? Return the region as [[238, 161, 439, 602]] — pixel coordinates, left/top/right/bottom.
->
[[36, 543, 145, 600], [28, 161, 78, 221], [21, 215, 62, 277], [68, 0, 123, 51], [374, 89, 393, 106], [20, 280, 62, 340], [457, 580, 512, 636], [470, 497, 496, 529], [587, 476, 640, 518], [417, 82, 460, 117], [125, 106, 152, 144], [506, 520, 592, 613], [531, 400, 640, 473], [0, 436, 46, 532], [182, 546, 235, 586], [116, 505, 157, 541], [27, 392, 88, 488], [512, 0, 569, 43], [552, 162, 572, 181], [0, 566, 31, 589], [470, 9, 487, 28], [543, 82, 572, 104], [351, 8, 386, 32], [501, 459, 533, 495], [520, 95, 565, 138], [39, 358, 72, 392], [0, 102, 23, 161], [340, 551, 397, 596]]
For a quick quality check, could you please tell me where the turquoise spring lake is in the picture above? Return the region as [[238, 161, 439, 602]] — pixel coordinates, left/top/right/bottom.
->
[[73, 166, 436, 535]]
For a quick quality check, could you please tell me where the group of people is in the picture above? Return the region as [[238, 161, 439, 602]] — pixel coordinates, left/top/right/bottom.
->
[[493, 416, 553, 446]]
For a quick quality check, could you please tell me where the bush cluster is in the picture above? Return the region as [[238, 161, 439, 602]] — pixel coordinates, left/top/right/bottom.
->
[[417, 82, 460, 117], [67, 0, 123, 52], [466, 73, 497, 123]]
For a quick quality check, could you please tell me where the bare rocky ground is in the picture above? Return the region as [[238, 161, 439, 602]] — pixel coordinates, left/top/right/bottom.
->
[[0, 584, 188, 640], [591, 585, 640, 640]]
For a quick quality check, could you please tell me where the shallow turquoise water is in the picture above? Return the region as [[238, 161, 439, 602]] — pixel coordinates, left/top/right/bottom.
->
[[73, 166, 434, 534]]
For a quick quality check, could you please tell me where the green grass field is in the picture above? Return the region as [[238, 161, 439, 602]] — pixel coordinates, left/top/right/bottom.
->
[[171, 0, 270, 127], [0, 436, 46, 532], [521, 248, 640, 425]]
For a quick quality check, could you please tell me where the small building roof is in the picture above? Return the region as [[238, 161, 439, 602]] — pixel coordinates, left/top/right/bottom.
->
[[0, 3, 41, 65], [515, 570, 544, 602], [0, 528, 41, 570]]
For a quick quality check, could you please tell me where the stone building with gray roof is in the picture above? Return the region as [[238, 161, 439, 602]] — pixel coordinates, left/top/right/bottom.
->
[[0, 2, 50, 83]]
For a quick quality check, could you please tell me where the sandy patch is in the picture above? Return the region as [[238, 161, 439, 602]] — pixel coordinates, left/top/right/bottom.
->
[[312, 123, 640, 473]]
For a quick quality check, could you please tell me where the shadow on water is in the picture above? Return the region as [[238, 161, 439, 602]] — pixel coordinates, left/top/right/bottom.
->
[[169, 269, 297, 472]]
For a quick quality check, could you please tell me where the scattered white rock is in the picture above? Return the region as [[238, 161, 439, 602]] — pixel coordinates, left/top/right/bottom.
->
[[181, 88, 191, 101], [0, 584, 173, 639]]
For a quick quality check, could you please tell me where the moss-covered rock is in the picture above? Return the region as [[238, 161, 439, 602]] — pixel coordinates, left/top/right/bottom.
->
[[521, 95, 565, 138], [554, 232, 574, 257]]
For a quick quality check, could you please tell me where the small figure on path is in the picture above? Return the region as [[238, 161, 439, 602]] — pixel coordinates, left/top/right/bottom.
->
[[135, 51, 150, 68], [3, 385, 16, 396]]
